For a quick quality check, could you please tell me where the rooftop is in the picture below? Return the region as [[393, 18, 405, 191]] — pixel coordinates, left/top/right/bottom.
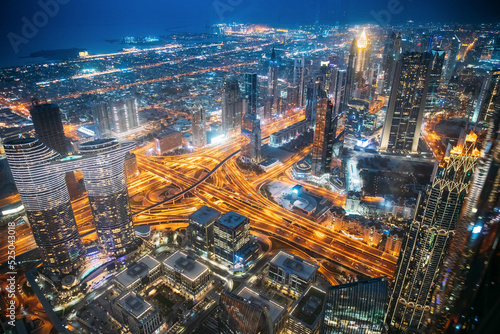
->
[[155, 128, 181, 139], [237, 287, 285, 324], [216, 211, 248, 230], [115, 255, 161, 288], [189, 205, 221, 226], [163, 251, 209, 281], [289, 286, 326, 328], [269, 250, 319, 281], [116, 292, 154, 320]]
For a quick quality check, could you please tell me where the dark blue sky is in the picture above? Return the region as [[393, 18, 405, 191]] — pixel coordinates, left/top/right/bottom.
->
[[0, 0, 498, 67]]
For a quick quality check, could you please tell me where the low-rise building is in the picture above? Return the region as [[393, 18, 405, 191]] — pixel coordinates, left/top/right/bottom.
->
[[187, 205, 221, 256], [286, 286, 326, 334], [154, 129, 183, 155], [237, 287, 286, 334], [114, 255, 161, 292], [112, 291, 162, 334], [268, 250, 319, 295], [163, 251, 212, 301]]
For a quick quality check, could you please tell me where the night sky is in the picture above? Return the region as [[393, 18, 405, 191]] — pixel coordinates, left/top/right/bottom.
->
[[0, 0, 499, 67]]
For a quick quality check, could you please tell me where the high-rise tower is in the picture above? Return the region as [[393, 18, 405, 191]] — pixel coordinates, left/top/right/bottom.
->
[[311, 98, 337, 176], [441, 35, 460, 84], [192, 105, 207, 147], [387, 133, 481, 332], [425, 49, 446, 113], [267, 47, 279, 113], [29, 103, 68, 155], [245, 73, 258, 115], [293, 58, 306, 107], [222, 77, 243, 137], [4, 138, 85, 274], [380, 52, 432, 154]]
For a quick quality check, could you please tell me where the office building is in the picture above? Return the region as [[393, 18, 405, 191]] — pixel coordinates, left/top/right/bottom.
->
[[241, 112, 261, 163], [219, 292, 273, 334], [294, 58, 306, 107], [29, 103, 68, 155], [214, 211, 256, 270], [286, 286, 326, 334], [163, 251, 212, 301], [154, 129, 183, 154], [222, 77, 243, 137], [387, 132, 480, 332], [192, 105, 207, 147], [92, 98, 141, 138], [268, 250, 319, 295], [111, 292, 162, 334], [187, 205, 221, 256], [322, 277, 388, 334], [425, 49, 446, 113], [331, 68, 348, 115], [345, 99, 369, 138], [4, 138, 85, 275], [245, 73, 258, 115], [380, 52, 432, 154], [311, 99, 337, 176], [237, 287, 287, 334], [268, 47, 279, 113], [306, 76, 327, 124], [346, 39, 357, 103], [355, 29, 370, 74], [114, 255, 162, 292], [78, 139, 138, 257]]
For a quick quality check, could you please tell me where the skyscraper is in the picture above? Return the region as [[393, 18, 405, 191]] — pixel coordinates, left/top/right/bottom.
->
[[331, 69, 348, 115], [441, 35, 460, 84], [78, 139, 138, 257], [380, 52, 432, 154], [355, 29, 369, 74], [322, 277, 388, 334], [387, 133, 481, 332], [92, 97, 141, 138], [222, 77, 243, 137], [345, 39, 357, 104], [245, 73, 258, 115], [425, 49, 446, 113], [305, 76, 326, 125], [311, 98, 337, 176], [382, 32, 397, 92], [293, 58, 306, 107], [345, 99, 369, 138], [4, 138, 85, 274], [29, 103, 68, 155], [268, 47, 279, 113], [219, 292, 272, 334], [192, 105, 207, 147], [241, 113, 261, 163], [476, 69, 500, 125]]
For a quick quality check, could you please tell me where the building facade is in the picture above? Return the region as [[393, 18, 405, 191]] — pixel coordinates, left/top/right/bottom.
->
[[311, 98, 337, 176], [187, 205, 221, 256], [29, 103, 68, 155]]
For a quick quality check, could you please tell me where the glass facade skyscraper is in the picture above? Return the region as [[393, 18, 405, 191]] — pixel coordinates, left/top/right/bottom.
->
[[322, 277, 388, 334], [311, 98, 337, 176], [219, 292, 272, 334], [380, 52, 432, 154], [222, 77, 243, 137]]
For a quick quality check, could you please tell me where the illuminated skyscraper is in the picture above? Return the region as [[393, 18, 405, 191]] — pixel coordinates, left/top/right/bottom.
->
[[92, 97, 140, 138], [346, 39, 357, 103], [355, 29, 369, 73], [192, 105, 207, 147], [331, 69, 347, 115], [29, 103, 68, 155], [345, 99, 369, 138], [219, 292, 272, 334], [475, 69, 500, 125], [442, 35, 460, 84], [245, 73, 258, 115], [4, 138, 85, 274], [293, 58, 306, 107], [387, 133, 481, 332], [305, 76, 326, 125], [78, 139, 138, 257], [241, 113, 261, 163], [268, 47, 279, 113], [380, 52, 432, 154], [425, 49, 446, 113], [322, 277, 388, 334], [222, 77, 243, 137], [311, 98, 337, 176]]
